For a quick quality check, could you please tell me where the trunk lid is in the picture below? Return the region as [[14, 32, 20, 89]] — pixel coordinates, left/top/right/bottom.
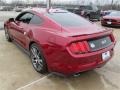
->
[[61, 24, 107, 37]]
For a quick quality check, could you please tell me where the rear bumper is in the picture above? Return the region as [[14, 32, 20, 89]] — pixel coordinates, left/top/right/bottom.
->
[[48, 43, 115, 76]]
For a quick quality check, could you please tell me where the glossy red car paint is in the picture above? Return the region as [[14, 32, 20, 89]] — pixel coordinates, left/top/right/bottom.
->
[[101, 16, 120, 26], [101, 11, 120, 27], [4, 8, 116, 75]]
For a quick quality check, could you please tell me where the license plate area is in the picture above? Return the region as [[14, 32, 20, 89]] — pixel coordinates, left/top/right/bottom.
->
[[88, 36, 112, 51], [107, 21, 112, 24], [102, 51, 111, 61]]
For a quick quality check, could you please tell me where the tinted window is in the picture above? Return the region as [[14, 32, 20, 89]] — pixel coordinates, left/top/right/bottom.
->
[[92, 5, 98, 11], [17, 13, 33, 24], [46, 12, 91, 26], [80, 6, 92, 10], [30, 15, 43, 25]]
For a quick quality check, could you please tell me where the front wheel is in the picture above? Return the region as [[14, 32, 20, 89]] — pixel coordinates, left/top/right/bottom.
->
[[30, 43, 48, 74], [4, 27, 12, 42]]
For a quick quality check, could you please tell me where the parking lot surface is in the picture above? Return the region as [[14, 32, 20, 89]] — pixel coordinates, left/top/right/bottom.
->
[[0, 12, 120, 90], [0, 27, 120, 90]]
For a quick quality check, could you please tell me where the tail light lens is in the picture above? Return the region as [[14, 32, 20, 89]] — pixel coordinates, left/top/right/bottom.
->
[[111, 19, 117, 22], [110, 34, 115, 42], [69, 41, 89, 54]]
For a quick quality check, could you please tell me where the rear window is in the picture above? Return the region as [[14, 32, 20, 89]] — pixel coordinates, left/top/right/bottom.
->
[[46, 12, 91, 26]]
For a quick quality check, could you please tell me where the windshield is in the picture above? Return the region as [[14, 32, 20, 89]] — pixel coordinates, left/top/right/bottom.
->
[[80, 6, 92, 10], [46, 12, 91, 27], [80, 5, 98, 11], [108, 11, 120, 16], [92, 5, 98, 11]]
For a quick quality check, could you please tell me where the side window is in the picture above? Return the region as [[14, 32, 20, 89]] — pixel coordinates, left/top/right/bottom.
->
[[16, 13, 33, 24], [29, 15, 43, 25]]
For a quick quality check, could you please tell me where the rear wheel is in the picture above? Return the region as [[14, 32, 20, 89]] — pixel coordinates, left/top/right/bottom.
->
[[4, 27, 12, 42], [30, 43, 48, 74]]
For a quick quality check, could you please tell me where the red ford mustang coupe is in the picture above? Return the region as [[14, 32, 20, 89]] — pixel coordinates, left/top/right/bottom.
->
[[101, 11, 120, 27], [4, 8, 116, 76]]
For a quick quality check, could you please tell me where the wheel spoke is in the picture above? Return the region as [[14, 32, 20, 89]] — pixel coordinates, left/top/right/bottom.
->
[[36, 62, 39, 68], [31, 46, 43, 71], [31, 47, 37, 57]]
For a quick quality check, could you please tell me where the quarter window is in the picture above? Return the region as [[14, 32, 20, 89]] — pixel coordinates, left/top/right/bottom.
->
[[30, 15, 43, 25]]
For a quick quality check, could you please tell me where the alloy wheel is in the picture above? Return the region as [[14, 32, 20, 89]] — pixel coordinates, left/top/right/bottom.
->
[[30, 46, 44, 71]]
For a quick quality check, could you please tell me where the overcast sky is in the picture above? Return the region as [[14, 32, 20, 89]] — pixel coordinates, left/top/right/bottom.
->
[[5, 0, 120, 5]]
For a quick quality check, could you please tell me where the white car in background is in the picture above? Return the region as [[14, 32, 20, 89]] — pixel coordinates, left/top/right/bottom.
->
[[13, 6, 25, 12], [0, 6, 3, 11]]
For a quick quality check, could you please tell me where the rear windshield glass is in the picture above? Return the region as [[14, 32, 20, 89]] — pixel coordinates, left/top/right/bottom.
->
[[108, 11, 120, 16], [80, 6, 93, 10], [46, 12, 91, 26]]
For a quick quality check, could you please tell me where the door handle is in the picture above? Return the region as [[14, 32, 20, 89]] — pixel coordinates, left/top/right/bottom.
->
[[19, 30, 26, 35], [17, 27, 24, 34], [19, 27, 24, 30], [23, 31, 27, 35]]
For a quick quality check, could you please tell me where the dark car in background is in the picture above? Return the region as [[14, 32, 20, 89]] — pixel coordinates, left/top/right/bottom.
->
[[73, 5, 101, 21], [101, 11, 120, 27]]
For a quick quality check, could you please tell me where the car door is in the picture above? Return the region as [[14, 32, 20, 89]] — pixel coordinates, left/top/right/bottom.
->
[[14, 12, 34, 48], [27, 14, 44, 45]]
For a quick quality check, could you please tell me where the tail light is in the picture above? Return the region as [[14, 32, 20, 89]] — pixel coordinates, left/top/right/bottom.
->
[[103, 19, 109, 21], [110, 34, 115, 42], [104, 19, 116, 22], [111, 19, 117, 22], [69, 41, 89, 54]]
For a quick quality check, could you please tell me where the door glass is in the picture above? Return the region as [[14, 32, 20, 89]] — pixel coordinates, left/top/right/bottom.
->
[[17, 13, 33, 24]]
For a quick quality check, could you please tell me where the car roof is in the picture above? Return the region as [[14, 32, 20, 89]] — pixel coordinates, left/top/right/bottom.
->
[[24, 8, 68, 14]]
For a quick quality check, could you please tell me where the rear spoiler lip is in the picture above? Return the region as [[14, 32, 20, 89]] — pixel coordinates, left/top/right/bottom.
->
[[66, 30, 113, 44], [69, 29, 113, 37]]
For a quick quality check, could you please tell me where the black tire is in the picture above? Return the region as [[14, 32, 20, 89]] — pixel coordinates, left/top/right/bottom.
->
[[30, 43, 48, 74], [4, 27, 12, 42], [86, 15, 90, 21]]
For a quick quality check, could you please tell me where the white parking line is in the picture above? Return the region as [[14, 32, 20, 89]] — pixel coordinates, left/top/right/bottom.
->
[[65, 79, 75, 90], [16, 74, 52, 90], [66, 82, 75, 90]]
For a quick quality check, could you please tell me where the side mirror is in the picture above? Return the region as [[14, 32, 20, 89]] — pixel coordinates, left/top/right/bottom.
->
[[9, 18, 15, 22]]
